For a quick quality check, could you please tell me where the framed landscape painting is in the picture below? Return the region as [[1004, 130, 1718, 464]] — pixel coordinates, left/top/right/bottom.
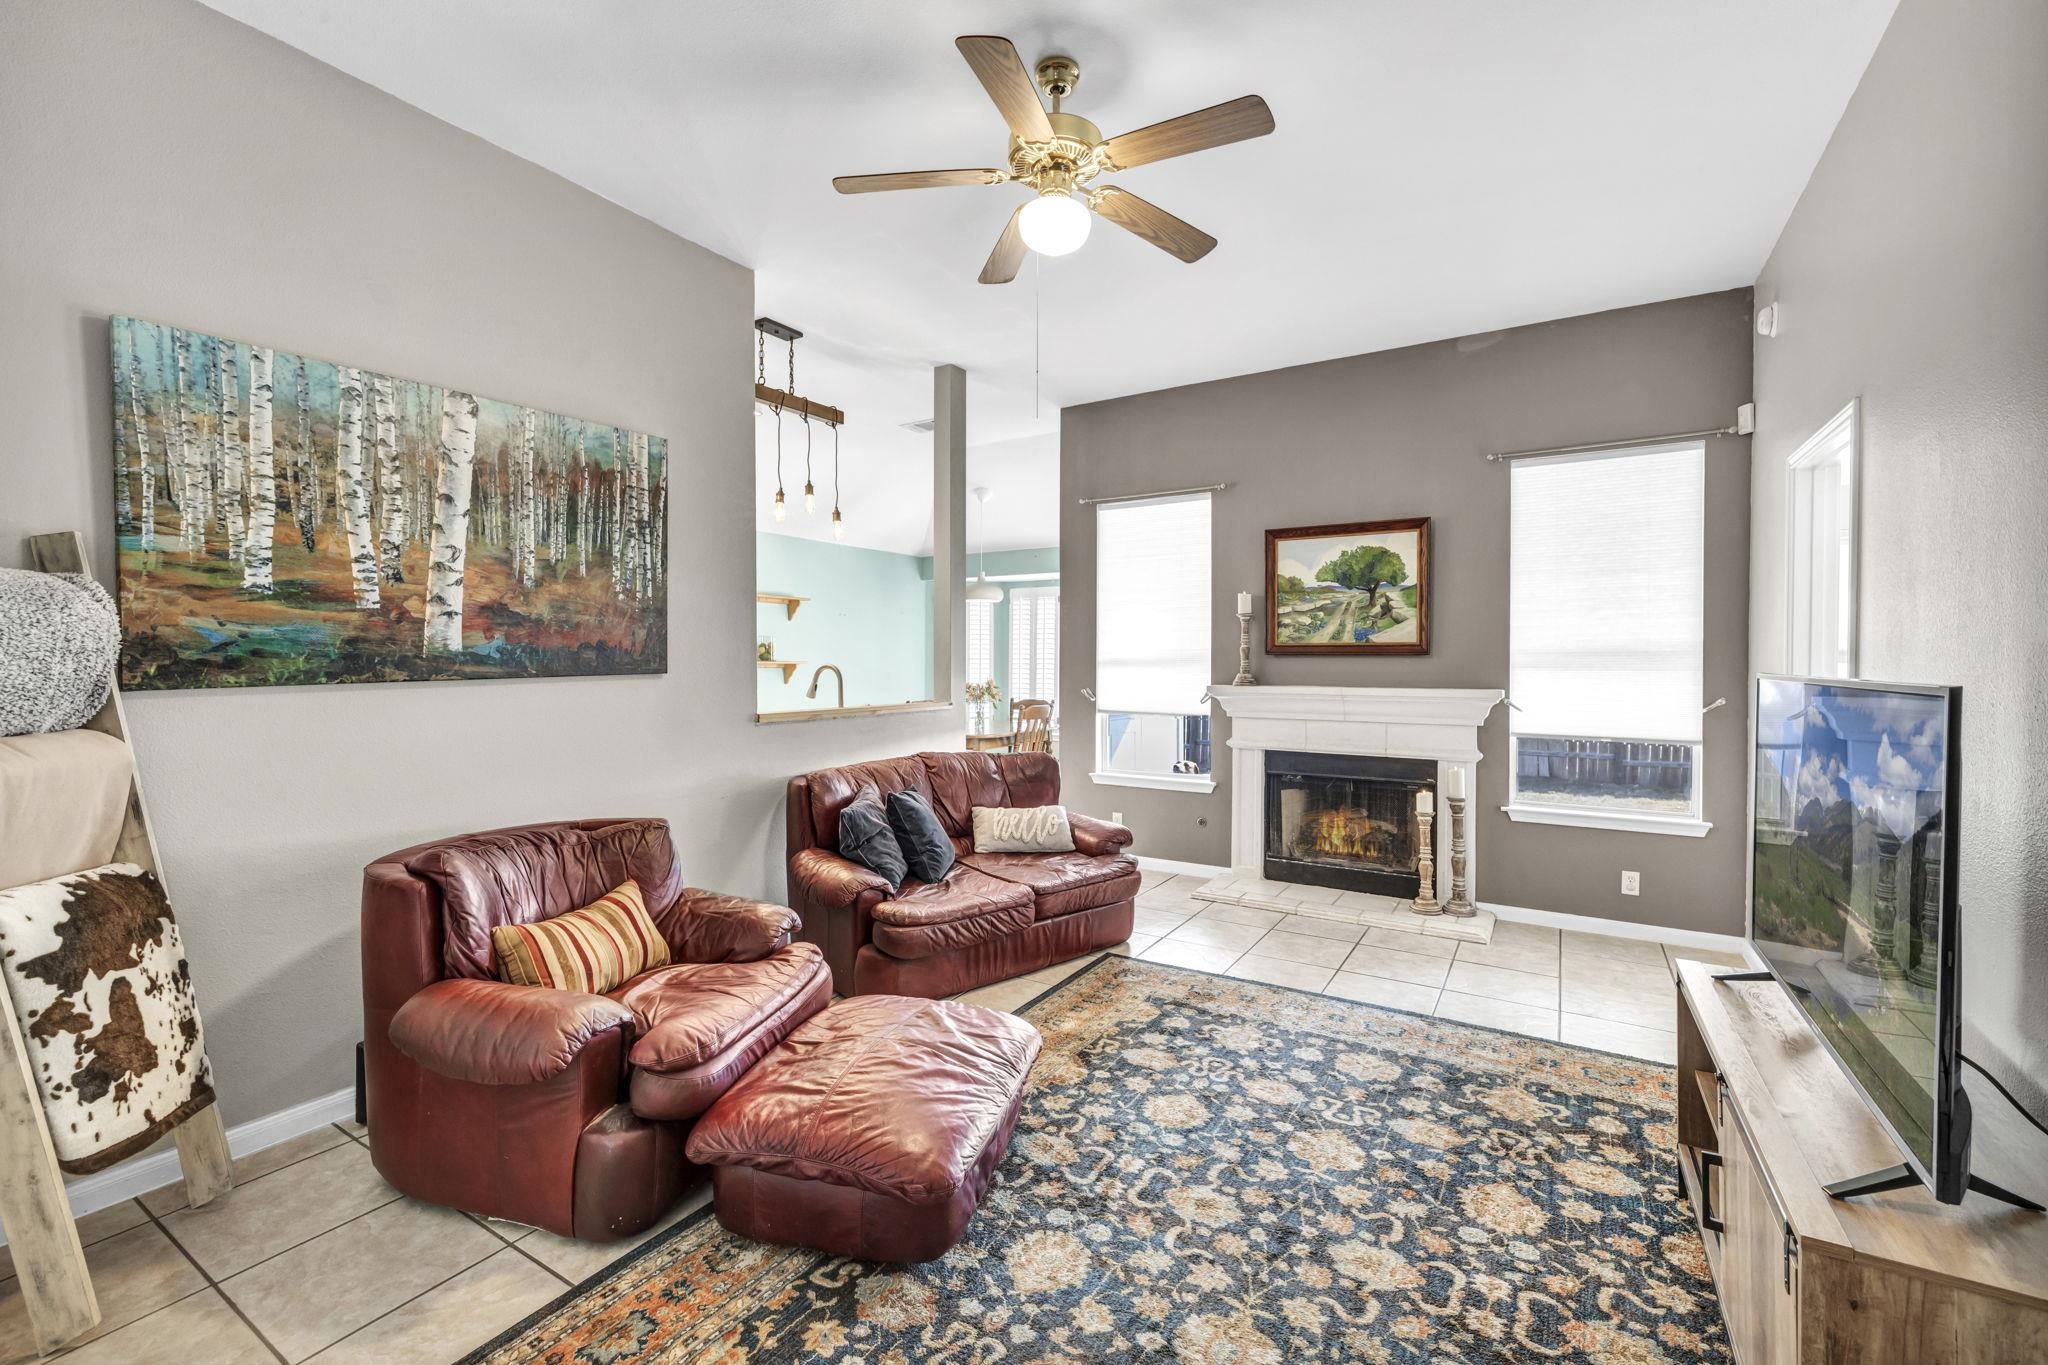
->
[[110, 315, 667, 689], [1266, 517, 1430, 655]]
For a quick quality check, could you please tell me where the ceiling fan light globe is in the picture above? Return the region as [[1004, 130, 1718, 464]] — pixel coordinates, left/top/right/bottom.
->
[[1019, 191, 1090, 256]]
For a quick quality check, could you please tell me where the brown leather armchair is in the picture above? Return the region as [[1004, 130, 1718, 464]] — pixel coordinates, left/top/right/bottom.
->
[[361, 817, 830, 1241]]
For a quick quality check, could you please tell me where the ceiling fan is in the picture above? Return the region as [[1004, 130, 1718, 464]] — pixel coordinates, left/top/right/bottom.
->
[[832, 36, 1275, 284]]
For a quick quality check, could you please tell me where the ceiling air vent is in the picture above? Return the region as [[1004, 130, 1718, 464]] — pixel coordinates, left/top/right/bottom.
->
[[901, 418, 936, 434]]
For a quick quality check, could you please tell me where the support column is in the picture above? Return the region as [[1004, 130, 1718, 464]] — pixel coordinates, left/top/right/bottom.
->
[[932, 364, 966, 711]]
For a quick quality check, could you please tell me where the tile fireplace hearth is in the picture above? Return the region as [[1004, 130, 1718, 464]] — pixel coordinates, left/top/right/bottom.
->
[[1202, 685, 1507, 945]]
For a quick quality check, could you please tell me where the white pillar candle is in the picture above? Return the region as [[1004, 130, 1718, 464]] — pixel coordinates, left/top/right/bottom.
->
[[1236, 591, 1253, 616], [1416, 788, 1431, 813], [1445, 766, 1467, 800]]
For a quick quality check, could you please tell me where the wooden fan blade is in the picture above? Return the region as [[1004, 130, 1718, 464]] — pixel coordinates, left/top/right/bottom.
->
[[833, 168, 1004, 194], [956, 36, 1055, 143], [1091, 186, 1217, 263], [1100, 95, 1274, 171], [979, 205, 1029, 284]]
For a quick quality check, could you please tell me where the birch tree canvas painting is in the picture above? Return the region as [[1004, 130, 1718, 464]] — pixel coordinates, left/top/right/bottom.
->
[[110, 316, 667, 688]]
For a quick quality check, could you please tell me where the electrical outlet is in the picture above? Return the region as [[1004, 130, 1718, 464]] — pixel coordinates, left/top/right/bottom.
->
[[1111, 811, 1123, 824], [1621, 871, 1641, 897]]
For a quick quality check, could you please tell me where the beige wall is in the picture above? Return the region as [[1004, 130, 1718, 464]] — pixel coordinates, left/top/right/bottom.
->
[[0, 0, 960, 1126], [1750, 0, 2048, 1109], [1062, 290, 1754, 934]]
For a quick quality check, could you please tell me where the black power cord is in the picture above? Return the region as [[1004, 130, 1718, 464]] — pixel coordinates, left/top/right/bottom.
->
[[1963, 1054, 2048, 1139]]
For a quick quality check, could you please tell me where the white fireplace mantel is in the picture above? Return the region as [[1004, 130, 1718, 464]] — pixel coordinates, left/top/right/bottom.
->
[[1208, 684, 1506, 900]]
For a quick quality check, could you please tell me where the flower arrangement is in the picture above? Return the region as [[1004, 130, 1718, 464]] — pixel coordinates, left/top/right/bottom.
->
[[964, 679, 1002, 734]]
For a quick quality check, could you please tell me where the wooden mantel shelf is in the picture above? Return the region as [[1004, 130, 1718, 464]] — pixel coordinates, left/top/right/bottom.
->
[[758, 660, 804, 683], [756, 593, 808, 620]]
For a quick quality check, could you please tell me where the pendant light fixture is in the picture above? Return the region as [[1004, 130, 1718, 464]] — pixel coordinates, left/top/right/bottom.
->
[[756, 316, 846, 528], [761, 329, 788, 521], [770, 404, 787, 522], [966, 485, 1003, 601], [802, 413, 816, 515], [830, 422, 845, 539]]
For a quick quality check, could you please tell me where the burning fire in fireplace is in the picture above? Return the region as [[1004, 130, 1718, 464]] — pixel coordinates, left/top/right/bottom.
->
[[1310, 807, 1386, 860]]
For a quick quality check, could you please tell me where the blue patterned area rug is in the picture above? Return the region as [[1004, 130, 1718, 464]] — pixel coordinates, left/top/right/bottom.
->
[[467, 956, 1729, 1363]]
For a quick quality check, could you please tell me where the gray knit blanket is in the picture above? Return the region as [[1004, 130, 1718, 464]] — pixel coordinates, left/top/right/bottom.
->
[[0, 568, 120, 735]]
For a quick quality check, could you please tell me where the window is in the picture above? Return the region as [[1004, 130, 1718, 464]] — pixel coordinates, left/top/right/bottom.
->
[[1008, 585, 1059, 712], [1508, 441, 1709, 834], [965, 598, 995, 690], [1786, 400, 1859, 679], [1092, 492, 1214, 791]]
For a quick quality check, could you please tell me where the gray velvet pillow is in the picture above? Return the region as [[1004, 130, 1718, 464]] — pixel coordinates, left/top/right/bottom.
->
[[885, 790, 955, 884], [837, 793, 907, 893]]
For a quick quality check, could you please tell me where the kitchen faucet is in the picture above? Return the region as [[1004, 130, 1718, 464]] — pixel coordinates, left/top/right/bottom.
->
[[806, 663, 844, 708]]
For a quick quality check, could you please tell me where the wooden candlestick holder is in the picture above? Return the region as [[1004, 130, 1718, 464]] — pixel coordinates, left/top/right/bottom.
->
[[1412, 800, 1441, 915], [1232, 612, 1256, 687], [1443, 794, 1476, 917]]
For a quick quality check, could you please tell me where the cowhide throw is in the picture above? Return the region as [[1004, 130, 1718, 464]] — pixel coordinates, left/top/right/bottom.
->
[[0, 863, 214, 1173], [971, 804, 1076, 854]]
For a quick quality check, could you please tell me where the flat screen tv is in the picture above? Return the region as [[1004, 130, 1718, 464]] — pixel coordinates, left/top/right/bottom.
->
[[1749, 674, 1972, 1202]]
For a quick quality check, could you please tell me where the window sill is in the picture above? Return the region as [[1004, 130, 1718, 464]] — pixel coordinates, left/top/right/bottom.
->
[[1089, 770, 1217, 795], [1501, 803, 1712, 838]]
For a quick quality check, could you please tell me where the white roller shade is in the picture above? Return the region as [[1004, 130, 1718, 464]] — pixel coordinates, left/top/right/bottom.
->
[[1510, 442, 1704, 743], [1096, 493, 1211, 714]]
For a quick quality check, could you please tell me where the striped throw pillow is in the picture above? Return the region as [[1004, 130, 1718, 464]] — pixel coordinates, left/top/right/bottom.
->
[[490, 880, 669, 993]]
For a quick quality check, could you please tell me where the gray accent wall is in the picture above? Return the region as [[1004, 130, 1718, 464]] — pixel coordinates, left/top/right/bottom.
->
[[1749, 0, 2048, 1110], [0, 0, 962, 1127], [1062, 290, 1754, 934]]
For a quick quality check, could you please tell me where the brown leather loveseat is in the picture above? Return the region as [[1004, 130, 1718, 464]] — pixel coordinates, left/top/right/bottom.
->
[[786, 751, 1136, 998], [361, 818, 830, 1240]]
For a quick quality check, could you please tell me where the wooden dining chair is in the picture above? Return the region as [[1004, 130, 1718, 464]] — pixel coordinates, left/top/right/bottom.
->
[[1011, 699, 1054, 754]]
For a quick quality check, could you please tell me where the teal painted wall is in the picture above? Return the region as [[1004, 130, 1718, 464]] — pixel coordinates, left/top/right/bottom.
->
[[756, 533, 934, 712]]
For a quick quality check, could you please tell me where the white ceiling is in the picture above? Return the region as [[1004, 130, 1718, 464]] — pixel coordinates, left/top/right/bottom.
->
[[203, 0, 1898, 555]]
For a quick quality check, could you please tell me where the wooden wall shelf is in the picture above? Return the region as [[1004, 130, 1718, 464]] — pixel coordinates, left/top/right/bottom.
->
[[1672, 958, 2048, 1363], [756, 593, 808, 620], [759, 660, 803, 683]]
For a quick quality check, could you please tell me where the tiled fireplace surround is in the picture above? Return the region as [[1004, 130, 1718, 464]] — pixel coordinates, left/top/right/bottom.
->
[[1201, 685, 1507, 945]]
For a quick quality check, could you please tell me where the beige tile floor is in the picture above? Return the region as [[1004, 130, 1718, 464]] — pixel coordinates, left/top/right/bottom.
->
[[2, 866, 1745, 1362], [0, 1118, 714, 1365], [1081, 870, 1751, 1064]]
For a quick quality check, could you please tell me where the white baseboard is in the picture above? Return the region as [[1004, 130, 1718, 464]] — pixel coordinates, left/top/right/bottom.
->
[[1483, 901, 1757, 961], [0, 1085, 358, 1244], [1135, 856, 1230, 879]]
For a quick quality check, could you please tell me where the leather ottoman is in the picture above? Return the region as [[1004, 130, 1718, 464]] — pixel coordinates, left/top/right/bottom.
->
[[684, 994, 1041, 1262]]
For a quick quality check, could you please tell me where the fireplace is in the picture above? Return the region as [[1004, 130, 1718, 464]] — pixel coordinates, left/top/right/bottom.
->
[[1264, 750, 1436, 897]]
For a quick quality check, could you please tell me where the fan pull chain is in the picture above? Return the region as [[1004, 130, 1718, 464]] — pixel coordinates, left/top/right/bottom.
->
[[1034, 251, 1042, 419]]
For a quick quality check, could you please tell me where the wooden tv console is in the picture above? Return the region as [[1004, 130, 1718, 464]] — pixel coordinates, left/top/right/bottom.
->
[[1672, 960, 2048, 1363]]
